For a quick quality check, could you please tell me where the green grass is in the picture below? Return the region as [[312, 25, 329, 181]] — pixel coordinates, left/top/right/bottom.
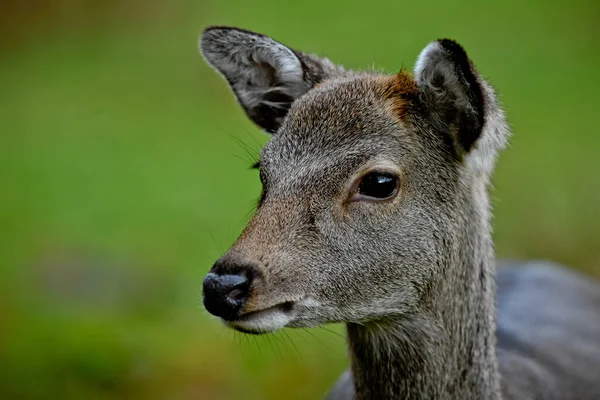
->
[[1, 0, 599, 398]]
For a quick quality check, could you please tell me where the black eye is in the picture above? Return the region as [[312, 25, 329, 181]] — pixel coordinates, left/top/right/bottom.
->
[[357, 172, 398, 200]]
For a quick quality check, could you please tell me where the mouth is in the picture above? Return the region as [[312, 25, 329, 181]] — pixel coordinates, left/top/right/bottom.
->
[[225, 301, 295, 334]]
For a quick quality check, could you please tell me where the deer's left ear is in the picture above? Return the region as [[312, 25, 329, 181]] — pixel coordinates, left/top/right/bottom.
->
[[414, 39, 509, 175], [200, 26, 345, 133], [414, 39, 485, 154]]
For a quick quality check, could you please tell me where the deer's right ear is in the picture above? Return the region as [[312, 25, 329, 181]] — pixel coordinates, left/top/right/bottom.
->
[[200, 26, 344, 133]]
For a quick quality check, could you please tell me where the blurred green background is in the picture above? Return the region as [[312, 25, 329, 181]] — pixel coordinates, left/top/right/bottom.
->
[[1, 0, 599, 398]]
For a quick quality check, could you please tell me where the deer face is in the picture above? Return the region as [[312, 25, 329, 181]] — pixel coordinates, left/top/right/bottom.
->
[[200, 27, 508, 334]]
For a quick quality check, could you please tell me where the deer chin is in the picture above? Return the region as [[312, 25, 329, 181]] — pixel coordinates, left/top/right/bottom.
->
[[225, 301, 296, 334]]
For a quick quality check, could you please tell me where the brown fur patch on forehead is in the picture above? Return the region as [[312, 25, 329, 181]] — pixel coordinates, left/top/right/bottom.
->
[[379, 69, 419, 119]]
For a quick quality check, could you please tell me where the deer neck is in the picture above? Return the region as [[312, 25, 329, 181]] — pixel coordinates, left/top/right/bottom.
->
[[346, 191, 501, 400]]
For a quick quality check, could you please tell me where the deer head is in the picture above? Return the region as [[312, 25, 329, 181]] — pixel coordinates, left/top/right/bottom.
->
[[200, 26, 509, 335]]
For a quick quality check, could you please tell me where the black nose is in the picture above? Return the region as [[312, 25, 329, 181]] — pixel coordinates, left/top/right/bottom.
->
[[203, 271, 251, 320]]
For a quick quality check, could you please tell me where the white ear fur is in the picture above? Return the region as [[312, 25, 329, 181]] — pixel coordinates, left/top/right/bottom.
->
[[414, 41, 444, 83], [465, 81, 510, 178], [200, 27, 308, 132], [414, 41, 510, 178], [200, 29, 306, 104]]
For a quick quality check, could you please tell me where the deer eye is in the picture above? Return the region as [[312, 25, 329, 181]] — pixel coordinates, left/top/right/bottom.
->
[[356, 172, 398, 200]]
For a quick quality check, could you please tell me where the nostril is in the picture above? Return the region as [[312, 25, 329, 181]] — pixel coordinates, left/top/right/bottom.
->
[[223, 274, 251, 304], [229, 288, 246, 301]]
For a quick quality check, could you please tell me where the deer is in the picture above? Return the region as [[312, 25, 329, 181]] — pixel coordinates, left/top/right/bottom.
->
[[199, 26, 600, 399]]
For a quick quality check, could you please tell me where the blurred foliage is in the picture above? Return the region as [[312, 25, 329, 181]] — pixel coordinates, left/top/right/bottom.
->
[[0, 0, 599, 398]]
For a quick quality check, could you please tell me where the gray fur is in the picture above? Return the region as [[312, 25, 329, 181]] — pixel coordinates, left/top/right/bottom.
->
[[199, 27, 600, 399]]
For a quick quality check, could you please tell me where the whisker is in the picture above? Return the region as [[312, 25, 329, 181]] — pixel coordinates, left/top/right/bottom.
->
[[253, 334, 263, 359], [239, 123, 265, 150], [302, 328, 332, 350], [265, 334, 281, 361], [282, 329, 303, 359], [219, 127, 261, 168], [319, 326, 346, 340], [273, 332, 290, 357], [208, 229, 225, 255]]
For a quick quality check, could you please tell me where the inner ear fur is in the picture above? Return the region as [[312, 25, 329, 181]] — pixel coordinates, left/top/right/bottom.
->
[[200, 26, 344, 133], [414, 39, 485, 155]]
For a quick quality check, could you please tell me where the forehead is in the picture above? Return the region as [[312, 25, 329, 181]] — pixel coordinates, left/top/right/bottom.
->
[[262, 73, 417, 170]]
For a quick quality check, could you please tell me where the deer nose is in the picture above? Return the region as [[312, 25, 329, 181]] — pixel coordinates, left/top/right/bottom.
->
[[203, 271, 251, 320]]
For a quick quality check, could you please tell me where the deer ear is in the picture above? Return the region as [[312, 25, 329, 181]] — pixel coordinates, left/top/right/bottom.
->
[[414, 39, 509, 176], [415, 39, 510, 176], [200, 26, 344, 134], [414, 39, 486, 155]]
